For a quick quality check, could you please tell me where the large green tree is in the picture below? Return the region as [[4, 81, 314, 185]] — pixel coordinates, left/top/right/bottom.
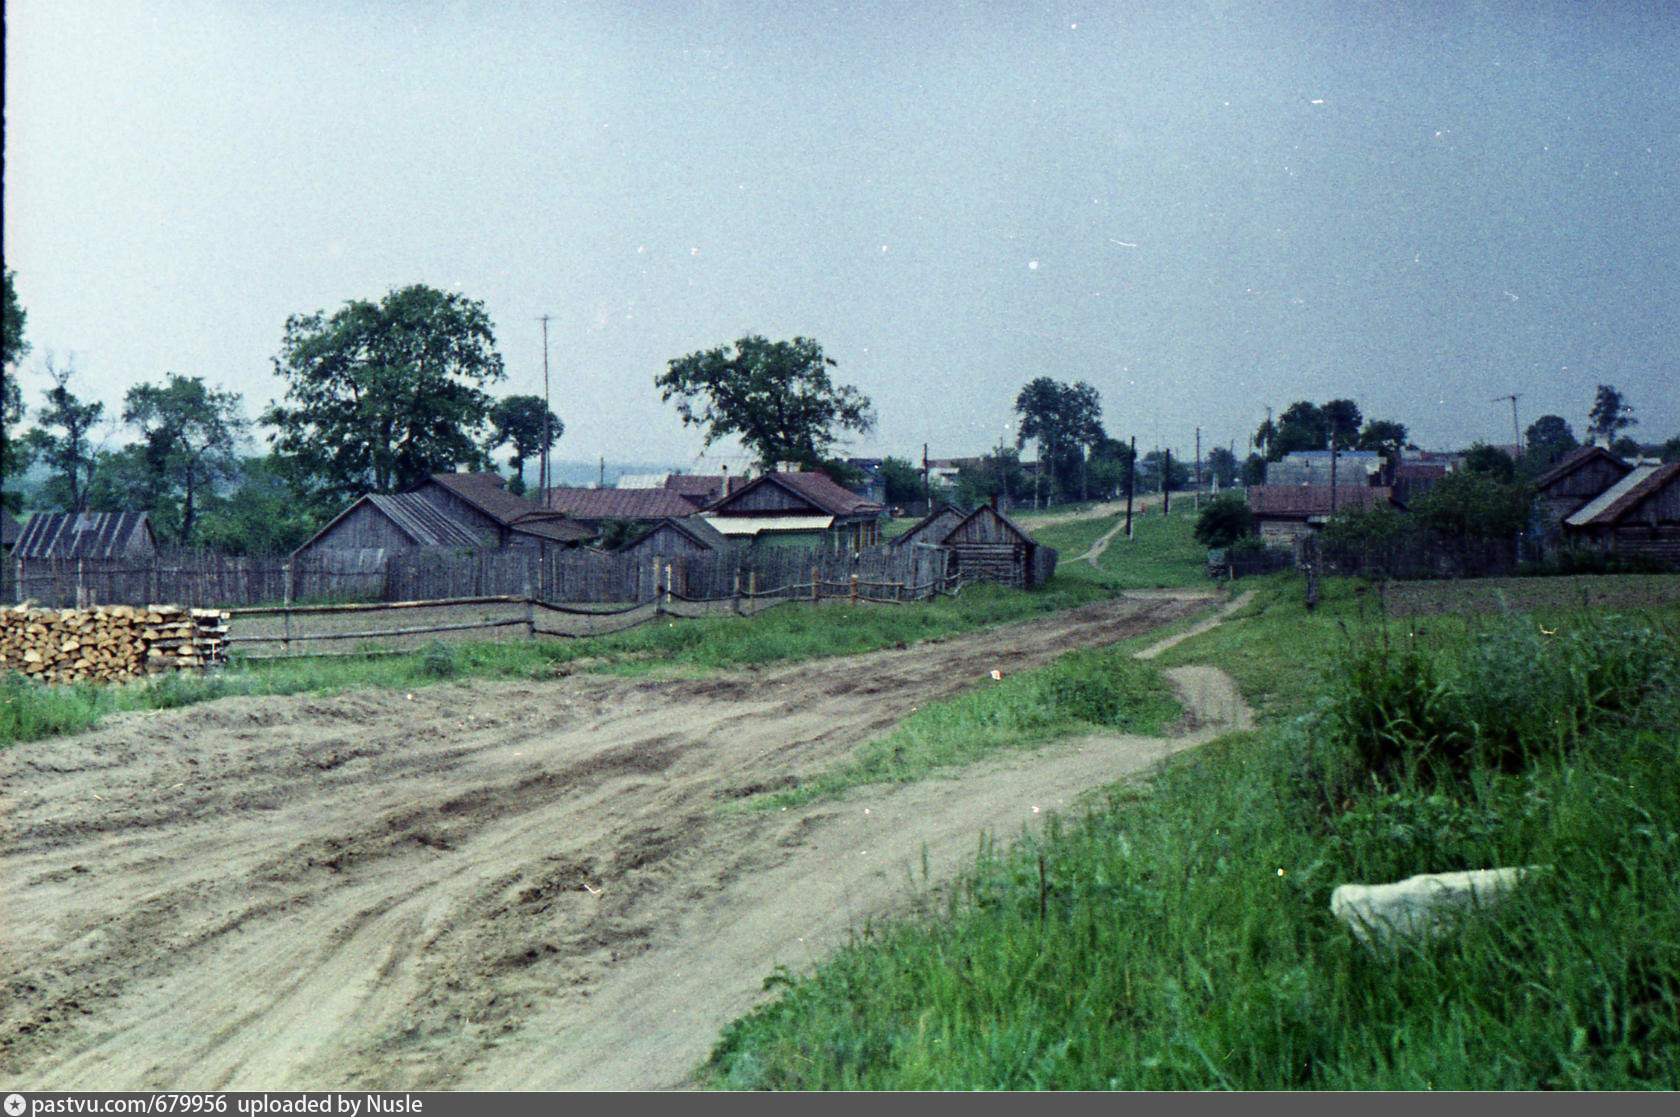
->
[[1356, 419, 1409, 455], [1586, 384, 1635, 446], [121, 373, 249, 543], [1523, 414, 1578, 471], [1014, 378, 1103, 501], [656, 335, 874, 471], [488, 394, 562, 494], [24, 357, 104, 513], [3, 269, 32, 507], [264, 285, 505, 508], [195, 455, 327, 555]]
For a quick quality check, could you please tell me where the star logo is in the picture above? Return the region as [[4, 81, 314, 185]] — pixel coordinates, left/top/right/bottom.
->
[[5, 1094, 27, 1117]]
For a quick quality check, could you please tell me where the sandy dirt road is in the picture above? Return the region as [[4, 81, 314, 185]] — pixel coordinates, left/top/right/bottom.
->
[[1, 590, 1245, 1091]]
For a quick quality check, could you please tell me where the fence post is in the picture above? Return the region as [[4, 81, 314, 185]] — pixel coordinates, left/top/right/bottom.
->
[[849, 573, 859, 606], [76, 558, 85, 609], [732, 571, 742, 615], [524, 574, 535, 639], [282, 563, 293, 655], [811, 565, 820, 604], [664, 562, 673, 606]]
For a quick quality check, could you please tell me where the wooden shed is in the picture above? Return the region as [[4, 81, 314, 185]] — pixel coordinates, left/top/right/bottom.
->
[[1532, 445, 1632, 532], [888, 504, 969, 550], [1562, 462, 1680, 565], [12, 511, 158, 563], [291, 493, 486, 560], [617, 516, 731, 558], [941, 504, 1053, 588]]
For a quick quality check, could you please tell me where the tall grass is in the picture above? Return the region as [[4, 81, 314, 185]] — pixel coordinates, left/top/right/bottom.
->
[[702, 599, 1680, 1089]]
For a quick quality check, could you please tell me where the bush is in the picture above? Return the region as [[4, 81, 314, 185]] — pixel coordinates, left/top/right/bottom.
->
[[1194, 493, 1255, 549], [420, 640, 457, 678]]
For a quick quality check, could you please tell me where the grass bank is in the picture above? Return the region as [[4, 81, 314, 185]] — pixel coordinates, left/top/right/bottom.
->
[[702, 579, 1680, 1089], [0, 576, 1116, 746]]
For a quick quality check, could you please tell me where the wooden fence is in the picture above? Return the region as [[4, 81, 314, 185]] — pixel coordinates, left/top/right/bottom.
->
[[9, 550, 386, 610]]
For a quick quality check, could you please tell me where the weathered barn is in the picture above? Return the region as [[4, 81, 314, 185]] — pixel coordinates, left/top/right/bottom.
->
[[1248, 486, 1397, 545], [617, 515, 731, 558], [941, 504, 1054, 588], [701, 470, 885, 549], [1532, 445, 1632, 532], [292, 493, 487, 561], [12, 511, 158, 563], [1562, 462, 1680, 564]]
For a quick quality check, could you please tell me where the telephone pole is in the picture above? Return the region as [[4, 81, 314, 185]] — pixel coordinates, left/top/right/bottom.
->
[[538, 315, 554, 496], [1494, 394, 1522, 457]]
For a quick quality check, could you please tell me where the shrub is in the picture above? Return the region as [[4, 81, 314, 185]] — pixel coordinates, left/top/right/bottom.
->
[[1194, 493, 1255, 549]]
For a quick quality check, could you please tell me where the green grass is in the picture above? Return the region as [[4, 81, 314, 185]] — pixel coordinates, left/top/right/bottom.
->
[[701, 582, 1680, 1090], [0, 576, 1120, 746], [1032, 501, 1208, 591], [754, 648, 1181, 810]]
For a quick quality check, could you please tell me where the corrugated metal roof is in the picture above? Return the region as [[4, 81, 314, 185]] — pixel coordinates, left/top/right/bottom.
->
[[366, 494, 486, 547], [12, 511, 157, 559], [701, 514, 835, 536]]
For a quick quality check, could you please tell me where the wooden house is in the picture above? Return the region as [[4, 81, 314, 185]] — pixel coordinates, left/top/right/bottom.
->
[[700, 470, 885, 549], [941, 504, 1054, 588], [12, 511, 158, 564], [1532, 445, 1632, 532], [414, 472, 595, 550], [1562, 462, 1680, 564], [291, 493, 487, 561], [617, 516, 731, 558], [1248, 486, 1396, 545]]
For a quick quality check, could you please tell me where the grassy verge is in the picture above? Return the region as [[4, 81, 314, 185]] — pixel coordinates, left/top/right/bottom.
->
[[1032, 500, 1208, 591], [0, 576, 1118, 746], [701, 582, 1680, 1090], [754, 648, 1181, 810]]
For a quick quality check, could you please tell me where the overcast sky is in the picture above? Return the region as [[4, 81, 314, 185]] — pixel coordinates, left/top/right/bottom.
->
[[5, 0, 1677, 473]]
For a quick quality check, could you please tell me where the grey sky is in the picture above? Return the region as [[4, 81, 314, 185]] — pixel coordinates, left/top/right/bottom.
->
[[5, 1, 1677, 471]]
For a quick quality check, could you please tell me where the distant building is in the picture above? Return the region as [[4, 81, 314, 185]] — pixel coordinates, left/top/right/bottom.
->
[[1267, 450, 1387, 488], [540, 486, 704, 528], [1248, 486, 1397, 545], [701, 469, 885, 549], [1562, 462, 1680, 564], [1532, 445, 1632, 532], [617, 516, 732, 558]]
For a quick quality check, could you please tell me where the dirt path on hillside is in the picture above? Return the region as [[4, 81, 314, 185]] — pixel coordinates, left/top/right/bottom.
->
[[1, 590, 1246, 1091]]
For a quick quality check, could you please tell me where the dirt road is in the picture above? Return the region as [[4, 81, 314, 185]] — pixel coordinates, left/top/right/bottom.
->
[[1, 590, 1244, 1091]]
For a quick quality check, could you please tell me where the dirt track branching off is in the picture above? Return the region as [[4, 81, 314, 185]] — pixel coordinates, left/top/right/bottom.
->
[[1, 590, 1241, 1090]]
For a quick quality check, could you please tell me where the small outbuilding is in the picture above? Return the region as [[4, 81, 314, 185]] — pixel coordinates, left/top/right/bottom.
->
[[888, 504, 969, 550], [617, 515, 732, 558], [941, 504, 1055, 588], [1532, 445, 1633, 532], [1248, 486, 1396, 545], [12, 511, 159, 563]]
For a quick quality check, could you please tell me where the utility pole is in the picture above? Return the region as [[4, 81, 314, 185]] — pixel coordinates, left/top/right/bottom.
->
[[1162, 447, 1171, 515], [1194, 426, 1202, 510], [1125, 436, 1136, 539], [538, 314, 554, 498], [922, 443, 931, 514], [1330, 414, 1339, 517], [1494, 394, 1522, 458]]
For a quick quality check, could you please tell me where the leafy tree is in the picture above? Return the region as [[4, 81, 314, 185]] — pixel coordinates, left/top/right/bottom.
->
[[1610, 436, 1643, 460], [1193, 493, 1255, 548], [1410, 470, 1532, 549], [878, 456, 927, 507], [1356, 419, 1409, 455], [120, 374, 249, 543], [1323, 399, 1363, 450], [488, 394, 562, 493], [264, 285, 506, 510], [1205, 446, 1239, 488], [1586, 384, 1635, 445], [1322, 502, 1412, 553], [1253, 417, 1277, 460], [1462, 441, 1516, 481], [3, 270, 32, 507], [1137, 450, 1190, 493], [1523, 414, 1578, 470], [1086, 436, 1135, 499], [195, 455, 325, 555], [656, 335, 873, 471], [85, 444, 175, 531], [1270, 401, 1328, 459], [23, 356, 105, 512], [954, 447, 1027, 508], [1241, 453, 1267, 486], [1662, 436, 1680, 464], [1014, 378, 1103, 500]]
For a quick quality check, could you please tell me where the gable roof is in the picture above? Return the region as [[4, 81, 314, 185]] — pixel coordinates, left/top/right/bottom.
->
[[707, 470, 884, 518], [942, 503, 1035, 546], [621, 515, 731, 552], [1532, 444, 1630, 492], [1249, 486, 1394, 518], [365, 494, 486, 547], [888, 503, 969, 547], [1564, 463, 1680, 527], [425, 472, 595, 544], [12, 511, 157, 559], [542, 486, 702, 521]]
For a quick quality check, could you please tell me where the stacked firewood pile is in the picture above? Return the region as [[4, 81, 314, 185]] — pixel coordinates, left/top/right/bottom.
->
[[0, 603, 230, 685]]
